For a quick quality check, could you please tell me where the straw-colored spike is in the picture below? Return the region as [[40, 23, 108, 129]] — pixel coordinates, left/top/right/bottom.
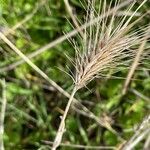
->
[[52, 1, 149, 149]]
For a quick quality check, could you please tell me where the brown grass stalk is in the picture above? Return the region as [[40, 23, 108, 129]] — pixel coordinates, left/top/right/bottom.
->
[[121, 114, 150, 150], [122, 33, 149, 95], [0, 79, 7, 150], [43, 140, 116, 149]]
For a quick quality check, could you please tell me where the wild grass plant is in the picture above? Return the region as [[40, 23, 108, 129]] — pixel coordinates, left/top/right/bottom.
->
[[52, 0, 150, 149], [0, 0, 150, 150]]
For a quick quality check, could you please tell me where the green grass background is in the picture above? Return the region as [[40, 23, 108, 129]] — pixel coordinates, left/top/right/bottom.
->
[[0, 0, 150, 149]]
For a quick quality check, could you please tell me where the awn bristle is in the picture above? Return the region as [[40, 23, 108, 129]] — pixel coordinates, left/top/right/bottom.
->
[[52, 1, 149, 149], [72, 0, 149, 89]]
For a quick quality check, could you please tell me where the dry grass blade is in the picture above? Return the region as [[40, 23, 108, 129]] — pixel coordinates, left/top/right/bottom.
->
[[0, 32, 72, 101], [42, 140, 116, 149], [64, 0, 84, 37], [122, 114, 150, 150], [52, 0, 149, 149], [122, 33, 149, 95], [0, 79, 7, 150], [52, 87, 77, 150], [130, 88, 150, 102], [144, 134, 150, 149]]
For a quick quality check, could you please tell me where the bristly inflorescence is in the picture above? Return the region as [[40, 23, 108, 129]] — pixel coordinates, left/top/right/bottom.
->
[[72, 0, 149, 89], [52, 1, 149, 149]]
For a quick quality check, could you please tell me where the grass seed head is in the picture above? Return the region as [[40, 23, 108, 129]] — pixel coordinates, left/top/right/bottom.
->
[[72, 0, 149, 89]]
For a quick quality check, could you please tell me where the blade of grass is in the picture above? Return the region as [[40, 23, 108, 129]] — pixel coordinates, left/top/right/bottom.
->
[[122, 35, 149, 95], [42, 140, 116, 149], [0, 79, 7, 150], [52, 87, 77, 150], [64, 0, 84, 37], [122, 114, 150, 150]]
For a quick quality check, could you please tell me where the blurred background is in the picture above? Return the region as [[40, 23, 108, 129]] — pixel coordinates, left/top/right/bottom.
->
[[0, 0, 150, 149]]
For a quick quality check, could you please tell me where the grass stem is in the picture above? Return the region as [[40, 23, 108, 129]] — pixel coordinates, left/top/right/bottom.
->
[[52, 87, 77, 150], [0, 79, 7, 150]]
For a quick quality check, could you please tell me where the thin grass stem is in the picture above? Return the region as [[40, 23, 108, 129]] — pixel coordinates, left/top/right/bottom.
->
[[52, 86, 77, 150]]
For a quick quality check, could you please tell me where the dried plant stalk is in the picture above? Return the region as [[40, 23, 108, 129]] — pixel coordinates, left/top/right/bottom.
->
[[122, 114, 150, 150], [122, 39, 147, 95], [52, 0, 149, 149], [0, 79, 7, 150]]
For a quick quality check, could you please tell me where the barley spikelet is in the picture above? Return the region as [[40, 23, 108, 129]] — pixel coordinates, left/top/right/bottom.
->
[[52, 0, 149, 149], [73, 0, 149, 89]]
